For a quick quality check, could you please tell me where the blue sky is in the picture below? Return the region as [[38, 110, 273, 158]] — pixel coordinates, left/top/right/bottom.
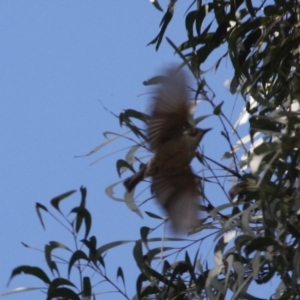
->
[[0, 1, 275, 299]]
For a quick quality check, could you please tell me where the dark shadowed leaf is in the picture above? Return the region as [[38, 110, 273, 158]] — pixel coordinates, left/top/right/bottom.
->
[[150, 0, 163, 12], [50, 190, 77, 212], [117, 266, 126, 288], [140, 226, 150, 245], [35, 202, 48, 230], [45, 241, 71, 275], [213, 101, 224, 115], [71, 206, 92, 239], [83, 277, 92, 298], [244, 237, 280, 256], [147, 5, 174, 51], [50, 277, 76, 289], [133, 241, 144, 272], [145, 211, 163, 219], [116, 159, 135, 177], [8, 266, 51, 286], [68, 250, 89, 277], [47, 287, 80, 300]]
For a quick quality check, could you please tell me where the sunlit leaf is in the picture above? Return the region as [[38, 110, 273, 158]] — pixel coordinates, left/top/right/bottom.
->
[[124, 190, 143, 218]]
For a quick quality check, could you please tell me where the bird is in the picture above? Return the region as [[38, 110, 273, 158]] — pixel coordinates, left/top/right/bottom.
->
[[124, 65, 211, 232]]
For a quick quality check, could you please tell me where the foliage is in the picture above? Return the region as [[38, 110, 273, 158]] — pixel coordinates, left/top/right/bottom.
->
[[4, 0, 300, 299], [142, 0, 300, 299], [2, 187, 133, 299]]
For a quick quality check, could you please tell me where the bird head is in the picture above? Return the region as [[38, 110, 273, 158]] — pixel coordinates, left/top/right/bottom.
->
[[184, 127, 211, 145]]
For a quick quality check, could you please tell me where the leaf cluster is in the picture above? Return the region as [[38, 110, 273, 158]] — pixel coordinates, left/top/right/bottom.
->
[[3, 188, 131, 300], [6, 0, 300, 299], [138, 0, 300, 298]]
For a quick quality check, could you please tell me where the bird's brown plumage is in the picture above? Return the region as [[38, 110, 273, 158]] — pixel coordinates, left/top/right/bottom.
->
[[124, 66, 210, 232]]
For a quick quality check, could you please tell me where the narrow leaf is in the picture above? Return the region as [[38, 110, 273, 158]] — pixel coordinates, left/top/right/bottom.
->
[[35, 202, 48, 230], [8, 266, 51, 286], [51, 190, 76, 212], [117, 266, 126, 288]]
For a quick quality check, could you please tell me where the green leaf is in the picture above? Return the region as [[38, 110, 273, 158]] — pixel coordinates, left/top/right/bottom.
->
[[116, 159, 135, 177], [194, 114, 211, 125], [148, 6, 174, 51], [196, 4, 214, 36], [79, 186, 87, 208], [97, 240, 134, 256], [8, 266, 51, 286], [213, 101, 224, 115], [35, 202, 48, 230], [145, 211, 163, 219], [143, 264, 166, 282], [50, 190, 77, 212], [117, 266, 126, 288], [185, 251, 196, 285], [185, 10, 198, 49], [146, 247, 174, 263], [71, 206, 92, 239], [50, 277, 76, 289], [165, 37, 192, 71], [143, 75, 166, 86], [230, 76, 239, 94], [263, 5, 280, 16], [68, 250, 89, 277], [133, 241, 144, 271], [274, 0, 286, 6], [47, 287, 80, 300], [136, 273, 148, 299], [139, 284, 161, 299], [45, 241, 71, 275], [244, 0, 256, 17], [140, 226, 150, 245], [235, 235, 253, 253], [244, 237, 280, 256], [82, 236, 97, 251], [83, 277, 92, 298], [120, 109, 149, 124]]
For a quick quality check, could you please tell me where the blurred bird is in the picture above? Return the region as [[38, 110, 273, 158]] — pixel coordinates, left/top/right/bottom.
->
[[124, 66, 210, 232]]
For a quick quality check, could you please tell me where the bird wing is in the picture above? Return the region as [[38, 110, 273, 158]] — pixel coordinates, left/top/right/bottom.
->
[[151, 167, 202, 232], [147, 66, 191, 152]]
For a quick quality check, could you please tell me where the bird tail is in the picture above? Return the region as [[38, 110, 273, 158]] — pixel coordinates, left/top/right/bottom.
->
[[152, 169, 200, 232], [167, 191, 198, 232]]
